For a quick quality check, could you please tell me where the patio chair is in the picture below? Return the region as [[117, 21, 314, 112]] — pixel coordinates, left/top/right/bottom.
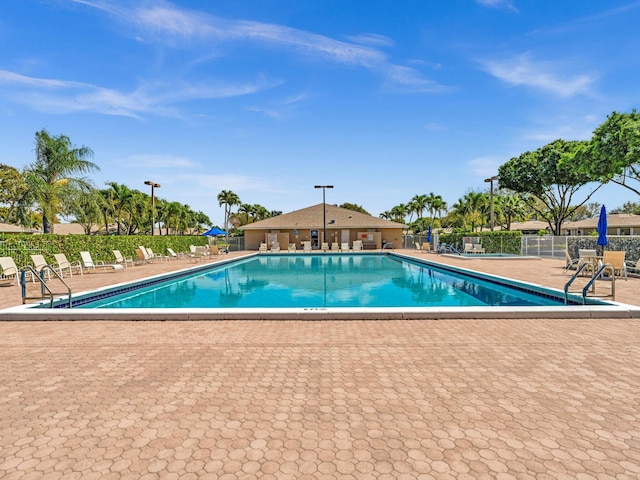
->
[[146, 247, 170, 262], [54, 253, 84, 277], [472, 243, 485, 254], [113, 250, 134, 268], [303, 241, 312, 252], [288, 243, 297, 252], [331, 243, 340, 251], [341, 242, 350, 252], [167, 247, 182, 259], [187, 245, 203, 263], [321, 242, 329, 252], [0, 256, 20, 285], [30, 254, 52, 281], [80, 251, 124, 273], [626, 258, 640, 276], [577, 249, 598, 274], [270, 242, 281, 253], [562, 249, 580, 274], [352, 240, 362, 252], [422, 242, 431, 253], [259, 243, 268, 252], [602, 250, 627, 280]]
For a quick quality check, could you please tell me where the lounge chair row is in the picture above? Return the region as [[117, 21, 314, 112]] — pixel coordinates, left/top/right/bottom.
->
[[259, 241, 366, 252], [0, 251, 126, 286]]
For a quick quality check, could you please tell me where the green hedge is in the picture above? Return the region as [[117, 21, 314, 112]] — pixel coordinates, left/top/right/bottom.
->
[[0, 233, 209, 267], [439, 230, 522, 254]]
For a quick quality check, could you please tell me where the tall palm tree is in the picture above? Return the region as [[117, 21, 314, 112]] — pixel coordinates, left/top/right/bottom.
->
[[389, 204, 407, 224], [499, 193, 527, 230], [410, 194, 428, 222], [25, 129, 98, 233], [217, 190, 240, 242], [106, 182, 133, 235]]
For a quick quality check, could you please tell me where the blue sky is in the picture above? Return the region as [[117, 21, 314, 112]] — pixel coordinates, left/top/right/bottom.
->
[[1, 0, 639, 226]]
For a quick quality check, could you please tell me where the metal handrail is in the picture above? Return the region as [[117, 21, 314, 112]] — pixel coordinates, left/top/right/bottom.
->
[[20, 264, 72, 308], [582, 263, 615, 301], [563, 263, 592, 304]]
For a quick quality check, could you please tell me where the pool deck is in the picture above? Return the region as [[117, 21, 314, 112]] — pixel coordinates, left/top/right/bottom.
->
[[1, 250, 640, 478]]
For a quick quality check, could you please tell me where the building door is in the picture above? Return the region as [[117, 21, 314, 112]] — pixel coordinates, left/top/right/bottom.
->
[[341, 230, 350, 245], [310, 229, 319, 249]]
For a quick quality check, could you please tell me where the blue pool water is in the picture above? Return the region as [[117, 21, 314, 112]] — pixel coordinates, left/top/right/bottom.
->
[[78, 254, 568, 309]]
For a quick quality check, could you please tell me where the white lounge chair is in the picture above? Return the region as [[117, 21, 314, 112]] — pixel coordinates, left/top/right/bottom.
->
[[54, 253, 83, 277], [321, 242, 329, 252], [30, 254, 52, 280], [80, 251, 124, 273], [113, 250, 134, 268], [303, 241, 312, 252], [288, 243, 297, 252], [0, 256, 20, 285], [146, 247, 169, 262], [352, 240, 363, 252], [259, 243, 268, 252], [270, 242, 281, 253], [341, 242, 350, 252], [331, 243, 340, 251]]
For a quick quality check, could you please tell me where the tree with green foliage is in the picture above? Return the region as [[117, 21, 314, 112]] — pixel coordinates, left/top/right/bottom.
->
[[0, 164, 29, 224], [217, 190, 240, 241], [339, 203, 370, 215], [586, 109, 640, 197], [498, 139, 601, 234], [24, 129, 98, 233]]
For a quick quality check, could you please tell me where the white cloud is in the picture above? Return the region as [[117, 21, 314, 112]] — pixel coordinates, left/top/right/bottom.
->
[[467, 156, 503, 177], [475, 0, 519, 13], [343, 33, 395, 48], [480, 53, 595, 97], [127, 154, 196, 168], [73, 0, 446, 93], [0, 69, 278, 118]]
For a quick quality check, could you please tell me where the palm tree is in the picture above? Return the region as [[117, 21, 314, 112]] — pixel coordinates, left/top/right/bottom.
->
[[389, 204, 407, 224], [106, 182, 134, 235], [217, 190, 240, 242], [25, 129, 98, 233], [64, 186, 104, 234], [410, 194, 428, 222], [499, 193, 527, 230]]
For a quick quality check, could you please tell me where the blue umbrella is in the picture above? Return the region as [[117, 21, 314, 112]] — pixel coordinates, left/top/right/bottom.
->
[[202, 227, 227, 236], [597, 205, 608, 251], [426, 225, 432, 243]]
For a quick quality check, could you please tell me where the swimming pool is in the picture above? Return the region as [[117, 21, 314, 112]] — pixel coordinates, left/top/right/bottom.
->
[[77, 253, 564, 309], [5, 252, 634, 320]]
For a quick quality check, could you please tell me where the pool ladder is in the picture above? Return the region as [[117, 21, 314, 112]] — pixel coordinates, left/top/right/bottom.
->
[[20, 265, 72, 308], [564, 262, 615, 304]]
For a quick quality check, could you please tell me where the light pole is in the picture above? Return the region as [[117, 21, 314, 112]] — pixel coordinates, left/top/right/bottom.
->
[[144, 180, 160, 235], [314, 185, 333, 246], [484, 175, 498, 231]]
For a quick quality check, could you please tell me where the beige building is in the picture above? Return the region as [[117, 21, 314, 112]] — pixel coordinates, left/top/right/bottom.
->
[[241, 203, 406, 251], [562, 213, 640, 236]]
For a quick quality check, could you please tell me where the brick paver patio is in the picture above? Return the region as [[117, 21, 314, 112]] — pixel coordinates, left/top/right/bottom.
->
[[1, 251, 639, 478]]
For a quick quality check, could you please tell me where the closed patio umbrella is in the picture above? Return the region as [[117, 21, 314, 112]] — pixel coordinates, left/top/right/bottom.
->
[[597, 205, 608, 255], [426, 225, 432, 243]]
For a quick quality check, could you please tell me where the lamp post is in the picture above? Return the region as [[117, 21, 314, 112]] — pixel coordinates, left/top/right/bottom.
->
[[314, 185, 333, 246], [144, 180, 160, 235], [484, 175, 498, 231]]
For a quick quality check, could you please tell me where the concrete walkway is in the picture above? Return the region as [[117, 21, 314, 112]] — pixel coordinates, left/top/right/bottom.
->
[[1, 251, 639, 479]]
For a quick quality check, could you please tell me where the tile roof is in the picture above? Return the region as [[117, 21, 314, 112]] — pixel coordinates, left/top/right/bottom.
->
[[241, 203, 406, 230], [563, 213, 640, 229]]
